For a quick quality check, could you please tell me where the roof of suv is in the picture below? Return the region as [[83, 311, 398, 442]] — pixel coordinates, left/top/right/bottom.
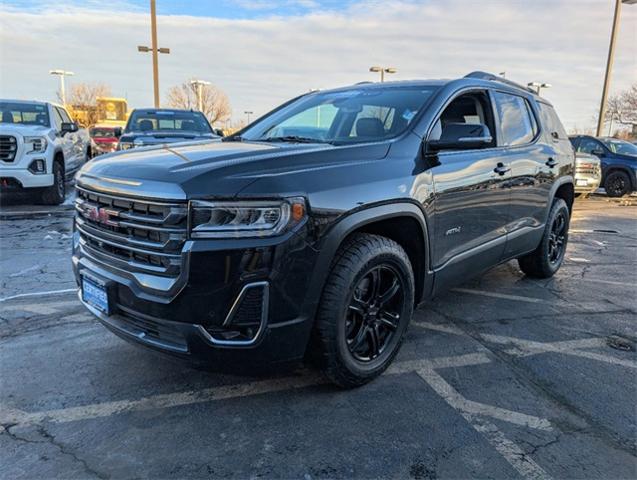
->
[[316, 71, 543, 103]]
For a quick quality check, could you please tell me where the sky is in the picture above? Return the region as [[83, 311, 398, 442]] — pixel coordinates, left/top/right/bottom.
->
[[0, 0, 635, 131]]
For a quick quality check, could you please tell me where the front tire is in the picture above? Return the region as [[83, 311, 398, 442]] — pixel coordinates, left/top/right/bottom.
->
[[40, 161, 65, 205], [518, 198, 570, 278], [312, 233, 414, 388], [604, 171, 630, 197]]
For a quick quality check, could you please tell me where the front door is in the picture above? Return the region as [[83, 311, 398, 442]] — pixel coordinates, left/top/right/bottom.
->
[[428, 90, 511, 291]]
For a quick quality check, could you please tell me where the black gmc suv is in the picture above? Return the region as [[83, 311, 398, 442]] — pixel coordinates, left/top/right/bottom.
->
[[73, 72, 575, 387]]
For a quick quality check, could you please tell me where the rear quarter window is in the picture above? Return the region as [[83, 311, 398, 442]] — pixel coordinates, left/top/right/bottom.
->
[[537, 102, 568, 141]]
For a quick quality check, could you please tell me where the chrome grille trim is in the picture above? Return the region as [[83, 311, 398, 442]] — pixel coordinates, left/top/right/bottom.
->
[[75, 186, 188, 277]]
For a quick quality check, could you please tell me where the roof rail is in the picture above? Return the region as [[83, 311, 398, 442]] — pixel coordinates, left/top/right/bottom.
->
[[464, 71, 536, 94]]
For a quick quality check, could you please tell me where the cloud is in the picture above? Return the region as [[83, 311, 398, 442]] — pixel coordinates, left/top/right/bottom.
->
[[0, 0, 635, 131]]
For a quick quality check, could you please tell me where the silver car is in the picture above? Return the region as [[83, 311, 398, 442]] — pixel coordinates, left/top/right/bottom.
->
[[574, 153, 601, 196]]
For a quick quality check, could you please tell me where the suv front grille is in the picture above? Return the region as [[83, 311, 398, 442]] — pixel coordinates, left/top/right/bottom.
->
[[75, 186, 188, 277], [575, 162, 600, 177], [0, 135, 17, 162]]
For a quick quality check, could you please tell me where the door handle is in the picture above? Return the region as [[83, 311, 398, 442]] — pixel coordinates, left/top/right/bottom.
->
[[493, 163, 510, 176], [546, 157, 558, 168]]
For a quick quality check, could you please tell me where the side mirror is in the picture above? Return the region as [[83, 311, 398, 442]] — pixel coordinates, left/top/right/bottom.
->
[[428, 123, 493, 151], [113, 127, 123, 138], [60, 122, 78, 135], [591, 148, 605, 157]]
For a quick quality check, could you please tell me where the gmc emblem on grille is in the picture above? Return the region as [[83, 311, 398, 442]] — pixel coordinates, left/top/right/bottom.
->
[[86, 206, 118, 226]]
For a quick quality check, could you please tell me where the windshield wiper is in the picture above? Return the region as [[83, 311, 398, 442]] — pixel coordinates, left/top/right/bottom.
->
[[222, 135, 243, 142], [260, 136, 326, 144]]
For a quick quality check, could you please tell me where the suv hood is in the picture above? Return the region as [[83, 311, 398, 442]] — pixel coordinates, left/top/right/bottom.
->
[[77, 140, 390, 200], [0, 124, 52, 136]]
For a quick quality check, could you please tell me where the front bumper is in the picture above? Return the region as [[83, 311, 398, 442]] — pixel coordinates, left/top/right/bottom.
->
[[0, 169, 53, 189], [73, 224, 321, 369], [574, 174, 601, 193]]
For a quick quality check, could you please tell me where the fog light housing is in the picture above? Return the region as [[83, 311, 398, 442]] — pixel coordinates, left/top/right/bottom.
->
[[28, 159, 47, 174]]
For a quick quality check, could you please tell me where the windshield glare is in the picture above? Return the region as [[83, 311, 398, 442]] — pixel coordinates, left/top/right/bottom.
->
[[240, 86, 438, 144], [127, 111, 212, 134], [0, 102, 50, 127], [601, 138, 637, 157]]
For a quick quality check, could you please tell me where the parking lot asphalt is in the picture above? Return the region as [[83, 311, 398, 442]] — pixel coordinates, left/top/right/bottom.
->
[[1, 196, 636, 479]]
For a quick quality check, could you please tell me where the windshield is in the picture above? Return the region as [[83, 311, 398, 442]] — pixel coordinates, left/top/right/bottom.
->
[[90, 127, 116, 138], [0, 102, 50, 127], [239, 86, 439, 144], [126, 110, 212, 134], [600, 138, 637, 157]]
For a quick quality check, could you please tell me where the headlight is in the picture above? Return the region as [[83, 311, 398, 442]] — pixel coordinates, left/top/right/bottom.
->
[[118, 141, 133, 150], [189, 198, 306, 238], [133, 138, 146, 147], [24, 136, 47, 154]]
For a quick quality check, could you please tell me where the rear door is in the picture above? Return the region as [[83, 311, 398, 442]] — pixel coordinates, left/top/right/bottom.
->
[[493, 92, 559, 258]]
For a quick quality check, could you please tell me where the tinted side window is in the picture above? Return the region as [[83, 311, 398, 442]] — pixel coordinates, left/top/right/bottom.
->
[[576, 138, 602, 155], [493, 92, 536, 146], [537, 103, 568, 140]]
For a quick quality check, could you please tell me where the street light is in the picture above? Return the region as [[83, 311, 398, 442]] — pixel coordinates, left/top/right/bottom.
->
[[190, 79, 211, 112], [527, 81, 552, 95], [137, 0, 170, 108], [244, 111, 254, 124], [49, 70, 74, 105], [596, 0, 636, 137], [369, 66, 397, 83]]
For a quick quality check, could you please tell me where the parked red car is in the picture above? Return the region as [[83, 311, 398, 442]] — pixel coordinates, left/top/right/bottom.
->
[[89, 126, 119, 156]]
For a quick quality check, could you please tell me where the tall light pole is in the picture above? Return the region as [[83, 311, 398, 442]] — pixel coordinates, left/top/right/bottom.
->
[[49, 70, 74, 105], [369, 66, 397, 82], [244, 111, 254, 124], [138, 0, 170, 108], [190, 79, 211, 112], [596, 0, 636, 137], [527, 81, 552, 96]]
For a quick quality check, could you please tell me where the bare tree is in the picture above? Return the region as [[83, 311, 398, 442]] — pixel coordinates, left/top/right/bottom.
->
[[606, 83, 637, 136], [166, 80, 231, 126], [61, 83, 112, 126]]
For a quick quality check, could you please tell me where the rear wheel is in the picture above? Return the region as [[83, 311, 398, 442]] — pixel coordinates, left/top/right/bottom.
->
[[40, 160, 65, 205], [604, 171, 630, 197], [518, 198, 569, 278], [311, 234, 414, 388]]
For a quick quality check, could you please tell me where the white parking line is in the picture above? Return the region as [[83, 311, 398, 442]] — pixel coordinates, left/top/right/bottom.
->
[[0, 288, 76, 303], [483, 334, 637, 370], [0, 374, 327, 426], [414, 365, 552, 431], [577, 278, 636, 288], [452, 288, 544, 304], [469, 415, 551, 480]]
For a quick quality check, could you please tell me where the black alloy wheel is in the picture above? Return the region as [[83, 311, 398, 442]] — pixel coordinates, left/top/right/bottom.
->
[[605, 171, 630, 198], [312, 233, 415, 388], [346, 265, 403, 362], [548, 210, 567, 265]]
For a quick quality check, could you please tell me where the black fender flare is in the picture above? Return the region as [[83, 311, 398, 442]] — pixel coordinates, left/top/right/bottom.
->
[[547, 175, 575, 214], [301, 201, 432, 322]]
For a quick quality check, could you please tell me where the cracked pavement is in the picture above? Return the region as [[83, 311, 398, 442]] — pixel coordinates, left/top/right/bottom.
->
[[0, 196, 636, 479]]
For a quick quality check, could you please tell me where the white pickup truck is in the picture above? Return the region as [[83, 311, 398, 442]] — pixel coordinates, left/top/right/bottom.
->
[[0, 100, 92, 204]]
